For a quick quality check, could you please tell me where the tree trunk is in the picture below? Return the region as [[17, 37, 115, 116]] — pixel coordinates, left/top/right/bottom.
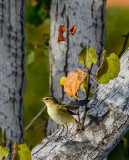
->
[[32, 48, 129, 160], [47, 0, 106, 136], [0, 0, 25, 157]]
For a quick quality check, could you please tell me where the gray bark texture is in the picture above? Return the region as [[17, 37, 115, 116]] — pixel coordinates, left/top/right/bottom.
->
[[47, 0, 106, 136], [0, 0, 25, 156], [32, 48, 129, 160]]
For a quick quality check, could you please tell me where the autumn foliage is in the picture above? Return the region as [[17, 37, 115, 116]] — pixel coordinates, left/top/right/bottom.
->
[[61, 68, 84, 99], [57, 25, 66, 42], [58, 25, 78, 42], [59, 25, 120, 99]]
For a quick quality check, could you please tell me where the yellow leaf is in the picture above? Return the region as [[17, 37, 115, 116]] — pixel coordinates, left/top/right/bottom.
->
[[60, 77, 66, 85]]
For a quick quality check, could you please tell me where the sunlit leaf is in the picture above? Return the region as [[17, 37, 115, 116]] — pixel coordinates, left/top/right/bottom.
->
[[60, 77, 66, 85], [78, 46, 97, 67], [64, 68, 84, 99], [0, 146, 8, 160], [95, 50, 120, 84], [27, 50, 35, 65], [81, 73, 94, 97], [78, 45, 87, 64], [86, 47, 97, 67], [44, 18, 50, 25], [18, 144, 31, 160], [12, 143, 31, 160]]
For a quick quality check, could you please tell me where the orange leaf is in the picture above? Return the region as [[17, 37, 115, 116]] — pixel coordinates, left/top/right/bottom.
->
[[69, 26, 78, 35], [64, 68, 84, 99], [57, 25, 66, 42]]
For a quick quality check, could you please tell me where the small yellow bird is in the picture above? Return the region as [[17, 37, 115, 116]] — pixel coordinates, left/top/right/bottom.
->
[[40, 96, 89, 131]]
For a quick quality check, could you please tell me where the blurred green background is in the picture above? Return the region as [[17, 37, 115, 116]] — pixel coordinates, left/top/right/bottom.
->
[[24, 0, 129, 159]]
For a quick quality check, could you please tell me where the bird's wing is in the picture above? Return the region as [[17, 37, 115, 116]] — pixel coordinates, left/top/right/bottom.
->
[[67, 110, 78, 115], [57, 104, 77, 115], [65, 99, 89, 110], [57, 99, 89, 114], [57, 104, 67, 111]]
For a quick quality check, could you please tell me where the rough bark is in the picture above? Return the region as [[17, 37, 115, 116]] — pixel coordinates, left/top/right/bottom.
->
[[0, 0, 25, 156], [32, 48, 129, 160], [47, 0, 106, 136]]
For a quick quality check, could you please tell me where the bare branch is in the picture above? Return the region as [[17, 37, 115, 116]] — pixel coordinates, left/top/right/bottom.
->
[[25, 106, 46, 131]]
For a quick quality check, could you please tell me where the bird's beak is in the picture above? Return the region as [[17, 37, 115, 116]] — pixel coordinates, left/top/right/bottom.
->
[[40, 98, 44, 101]]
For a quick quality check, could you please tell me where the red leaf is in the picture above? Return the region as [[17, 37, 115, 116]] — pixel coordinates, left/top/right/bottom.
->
[[69, 26, 78, 35], [57, 25, 66, 42]]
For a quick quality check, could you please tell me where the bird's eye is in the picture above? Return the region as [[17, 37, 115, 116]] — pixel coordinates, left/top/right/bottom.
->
[[46, 98, 48, 100]]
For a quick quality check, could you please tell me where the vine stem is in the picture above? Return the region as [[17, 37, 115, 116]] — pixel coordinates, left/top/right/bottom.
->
[[85, 67, 99, 85], [82, 64, 93, 126], [90, 73, 100, 85]]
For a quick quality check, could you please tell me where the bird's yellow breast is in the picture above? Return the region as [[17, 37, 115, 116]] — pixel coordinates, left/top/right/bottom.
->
[[46, 103, 76, 125]]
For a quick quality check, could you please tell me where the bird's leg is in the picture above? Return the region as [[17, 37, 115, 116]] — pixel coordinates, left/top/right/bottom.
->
[[65, 124, 68, 136], [62, 125, 65, 130], [56, 125, 65, 139], [74, 125, 84, 135], [66, 124, 68, 132]]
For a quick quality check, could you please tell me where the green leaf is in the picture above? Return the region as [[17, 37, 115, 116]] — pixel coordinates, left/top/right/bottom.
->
[[27, 50, 35, 65], [78, 46, 97, 67], [95, 50, 120, 84], [81, 73, 94, 97], [87, 47, 97, 67], [43, 34, 50, 42], [0, 146, 8, 160], [43, 45, 49, 56], [18, 144, 31, 160], [44, 18, 51, 25], [13, 143, 31, 160], [78, 45, 87, 64]]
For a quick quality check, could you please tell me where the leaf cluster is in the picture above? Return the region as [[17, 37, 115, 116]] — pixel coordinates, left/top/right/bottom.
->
[[0, 143, 31, 160], [60, 45, 120, 99]]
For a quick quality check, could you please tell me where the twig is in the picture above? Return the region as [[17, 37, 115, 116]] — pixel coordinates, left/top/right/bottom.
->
[[119, 32, 129, 58], [82, 64, 93, 126], [25, 106, 47, 131], [90, 74, 100, 85], [29, 43, 43, 49], [85, 68, 100, 85], [34, 122, 46, 130]]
